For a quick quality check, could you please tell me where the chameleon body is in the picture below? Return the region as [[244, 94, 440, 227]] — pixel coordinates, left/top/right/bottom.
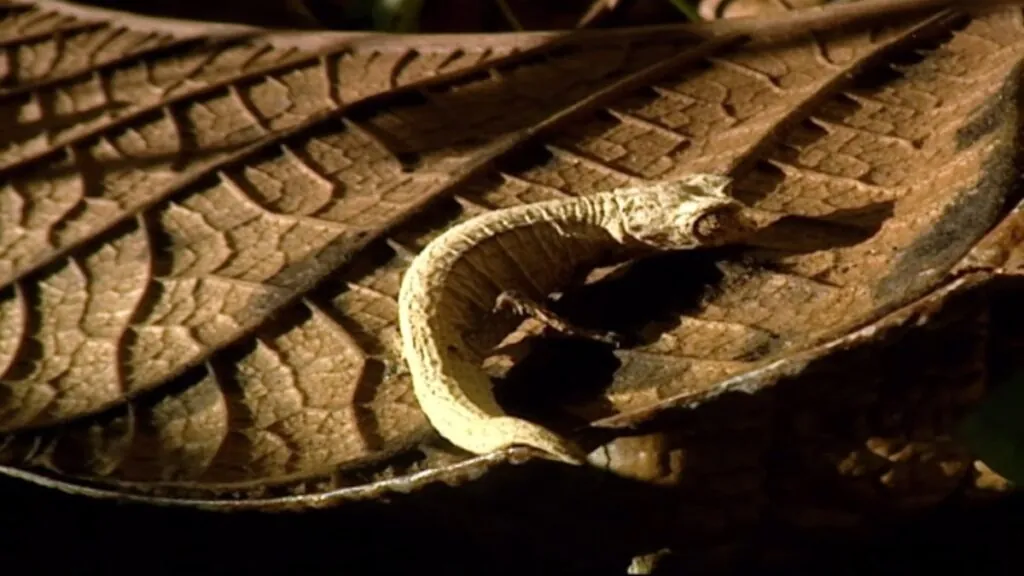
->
[[397, 175, 755, 465]]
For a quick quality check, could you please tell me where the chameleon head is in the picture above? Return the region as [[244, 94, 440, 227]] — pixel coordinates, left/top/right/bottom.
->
[[613, 175, 756, 250]]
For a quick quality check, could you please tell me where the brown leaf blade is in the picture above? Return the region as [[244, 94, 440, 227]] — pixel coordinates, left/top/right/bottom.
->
[[0, 0, 717, 489], [600, 7, 1024, 422], [0, 0, 1019, 516]]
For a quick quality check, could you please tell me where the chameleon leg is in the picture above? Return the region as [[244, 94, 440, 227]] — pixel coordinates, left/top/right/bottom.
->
[[494, 290, 625, 348]]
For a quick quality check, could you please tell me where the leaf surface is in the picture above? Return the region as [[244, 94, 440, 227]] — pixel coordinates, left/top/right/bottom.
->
[[0, 0, 1020, 514]]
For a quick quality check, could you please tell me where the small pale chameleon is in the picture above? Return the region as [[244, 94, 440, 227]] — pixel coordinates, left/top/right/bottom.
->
[[398, 175, 763, 464]]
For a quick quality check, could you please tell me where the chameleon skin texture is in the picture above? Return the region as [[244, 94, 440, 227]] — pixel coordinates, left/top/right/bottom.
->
[[398, 175, 748, 465]]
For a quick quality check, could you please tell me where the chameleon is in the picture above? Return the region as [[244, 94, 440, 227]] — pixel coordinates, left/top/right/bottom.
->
[[397, 174, 764, 465]]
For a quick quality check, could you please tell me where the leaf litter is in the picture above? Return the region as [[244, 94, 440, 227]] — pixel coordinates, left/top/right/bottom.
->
[[0, 0, 1020, 537]]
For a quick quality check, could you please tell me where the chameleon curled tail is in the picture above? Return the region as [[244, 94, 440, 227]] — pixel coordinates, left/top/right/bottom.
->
[[398, 332, 590, 465], [485, 416, 587, 464], [398, 175, 758, 465]]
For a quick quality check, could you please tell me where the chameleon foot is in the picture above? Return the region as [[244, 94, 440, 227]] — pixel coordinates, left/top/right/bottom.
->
[[494, 290, 625, 348]]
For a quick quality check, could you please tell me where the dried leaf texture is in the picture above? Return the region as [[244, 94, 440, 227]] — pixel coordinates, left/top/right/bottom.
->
[[0, 0, 723, 487], [599, 11, 1022, 419], [0, 0, 1019, 521]]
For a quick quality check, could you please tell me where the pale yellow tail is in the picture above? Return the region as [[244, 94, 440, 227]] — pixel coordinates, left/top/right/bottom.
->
[[489, 415, 586, 465]]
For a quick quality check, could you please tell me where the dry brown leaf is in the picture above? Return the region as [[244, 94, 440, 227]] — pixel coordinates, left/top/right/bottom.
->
[[0, 0, 1023, 561], [699, 0, 834, 21]]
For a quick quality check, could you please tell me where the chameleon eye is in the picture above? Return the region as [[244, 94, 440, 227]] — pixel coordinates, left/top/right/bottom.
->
[[692, 209, 726, 240], [691, 203, 752, 244]]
